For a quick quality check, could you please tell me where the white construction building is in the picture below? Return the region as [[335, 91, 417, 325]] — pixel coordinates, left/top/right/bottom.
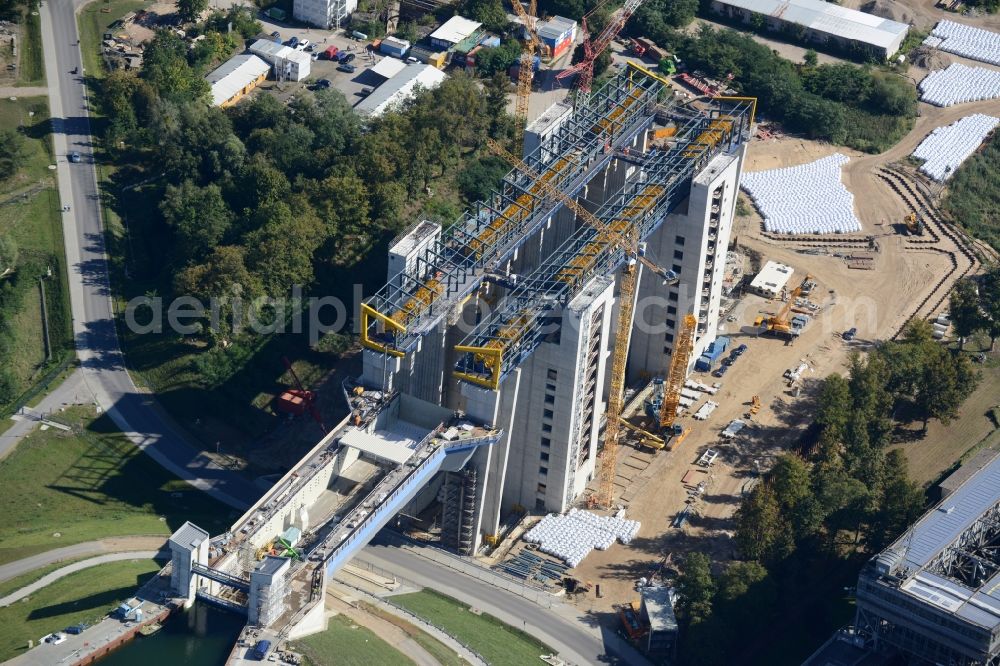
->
[[205, 54, 270, 107], [249, 39, 312, 82], [749, 260, 794, 298], [355, 64, 448, 118], [293, 0, 357, 29]]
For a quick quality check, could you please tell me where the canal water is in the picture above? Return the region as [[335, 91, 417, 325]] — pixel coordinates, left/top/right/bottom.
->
[[97, 603, 245, 666]]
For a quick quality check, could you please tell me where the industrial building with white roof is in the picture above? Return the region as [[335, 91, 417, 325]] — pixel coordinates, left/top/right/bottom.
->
[[205, 54, 270, 107], [708, 0, 909, 59], [355, 63, 448, 117], [854, 450, 1000, 664]]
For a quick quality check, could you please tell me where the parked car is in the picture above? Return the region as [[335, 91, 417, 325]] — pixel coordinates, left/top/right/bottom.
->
[[315, 79, 331, 89], [298, 39, 311, 50], [337, 64, 356, 73], [722, 356, 735, 367], [732, 343, 748, 356], [359, 87, 373, 96], [46, 633, 67, 645], [712, 365, 728, 378], [843, 327, 858, 341], [342, 53, 356, 63], [270, 30, 280, 39], [68, 151, 81, 163], [287, 36, 299, 48], [64, 624, 87, 635]]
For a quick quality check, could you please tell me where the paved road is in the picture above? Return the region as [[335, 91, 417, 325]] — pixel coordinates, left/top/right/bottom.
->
[[0, 535, 167, 583], [34, 0, 261, 509], [0, 550, 164, 607], [0, 369, 90, 461], [358, 544, 652, 666]]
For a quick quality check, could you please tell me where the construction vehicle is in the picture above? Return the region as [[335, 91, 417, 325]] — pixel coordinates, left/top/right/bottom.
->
[[274, 357, 326, 431], [754, 275, 813, 338], [617, 601, 649, 639], [745, 395, 761, 418], [563, 576, 593, 594], [904, 212, 924, 235], [510, 0, 542, 150], [557, 0, 650, 108], [486, 138, 678, 508]]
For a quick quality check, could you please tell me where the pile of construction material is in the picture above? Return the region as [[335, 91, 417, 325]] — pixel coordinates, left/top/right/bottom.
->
[[740, 154, 862, 234], [919, 63, 1000, 106], [912, 114, 1000, 181], [523, 509, 640, 568], [924, 20, 1000, 66]]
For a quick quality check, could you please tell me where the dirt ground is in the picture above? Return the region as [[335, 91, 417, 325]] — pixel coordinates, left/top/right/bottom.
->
[[563, 70, 997, 610]]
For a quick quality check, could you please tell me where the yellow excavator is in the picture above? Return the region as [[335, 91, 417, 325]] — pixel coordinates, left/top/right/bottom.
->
[[904, 212, 923, 236]]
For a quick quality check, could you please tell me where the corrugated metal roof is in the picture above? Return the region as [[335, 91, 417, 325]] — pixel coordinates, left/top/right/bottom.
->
[[538, 15, 576, 41], [169, 521, 209, 548], [717, 0, 908, 50], [640, 586, 678, 632], [429, 16, 482, 44], [249, 39, 311, 66], [206, 54, 270, 106], [371, 57, 407, 79], [355, 64, 447, 117]]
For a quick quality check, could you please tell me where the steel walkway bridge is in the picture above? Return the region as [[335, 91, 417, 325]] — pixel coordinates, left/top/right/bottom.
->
[[192, 562, 251, 592], [360, 64, 670, 357], [452, 98, 756, 390]]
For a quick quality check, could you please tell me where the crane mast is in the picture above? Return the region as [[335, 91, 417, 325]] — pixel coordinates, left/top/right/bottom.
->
[[659, 314, 697, 429], [511, 0, 542, 151]]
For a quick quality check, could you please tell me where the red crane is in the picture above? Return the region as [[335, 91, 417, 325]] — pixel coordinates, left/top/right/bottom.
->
[[274, 357, 326, 431], [556, 0, 647, 107]]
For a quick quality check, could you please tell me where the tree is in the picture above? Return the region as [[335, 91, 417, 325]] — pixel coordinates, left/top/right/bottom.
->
[[677, 552, 715, 625], [464, 0, 510, 32], [244, 201, 324, 296], [160, 181, 233, 262], [141, 31, 210, 102], [0, 368, 16, 405], [978, 267, 1000, 350], [475, 40, 522, 78], [176, 0, 209, 22], [803, 49, 818, 68], [174, 245, 261, 342], [457, 157, 508, 203], [0, 236, 17, 274], [949, 278, 982, 349], [770, 454, 822, 539], [868, 449, 924, 551], [734, 483, 788, 562], [815, 374, 851, 443], [915, 348, 979, 427], [0, 128, 25, 182]]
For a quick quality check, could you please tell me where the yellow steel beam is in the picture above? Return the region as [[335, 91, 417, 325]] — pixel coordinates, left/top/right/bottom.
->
[[360, 303, 407, 357], [713, 95, 758, 127], [453, 344, 504, 391]]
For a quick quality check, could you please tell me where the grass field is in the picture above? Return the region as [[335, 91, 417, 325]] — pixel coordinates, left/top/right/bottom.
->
[[390, 590, 553, 666], [0, 558, 160, 663], [0, 96, 73, 406], [17, 7, 45, 86], [293, 613, 415, 666], [893, 364, 1000, 487], [0, 405, 233, 566], [357, 601, 468, 666], [0, 556, 93, 598]]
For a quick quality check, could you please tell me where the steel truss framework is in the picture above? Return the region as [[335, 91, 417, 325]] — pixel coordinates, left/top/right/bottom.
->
[[360, 64, 668, 357], [452, 99, 755, 389], [929, 502, 1000, 588], [855, 604, 1000, 666]]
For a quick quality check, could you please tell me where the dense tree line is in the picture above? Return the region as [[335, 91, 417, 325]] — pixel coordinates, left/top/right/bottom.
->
[[672, 321, 978, 664], [100, 28, 509, 381], [942, 133, 1000, 252], [949, 267, 1000, 349], [675, 25, 917, 153]]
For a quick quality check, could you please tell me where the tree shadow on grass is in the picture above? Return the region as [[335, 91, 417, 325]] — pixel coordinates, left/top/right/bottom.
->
[[26, 572, 157, 621]]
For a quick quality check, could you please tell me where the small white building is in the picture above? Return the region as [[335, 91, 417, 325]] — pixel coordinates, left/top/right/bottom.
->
[[429, 16, 483, 51], [355, 64, 448, 118], [249, 39, 312, 82], [371, 57, 407, 80], [749, 260, 794, 298], [205, 54, 271, 107]]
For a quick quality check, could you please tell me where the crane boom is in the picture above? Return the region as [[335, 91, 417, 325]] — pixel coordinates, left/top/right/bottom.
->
[[511, 0, 542, 151], [557, 0, 647, 106], [485, 138, 674, 508], [659, 314, 696, 429]]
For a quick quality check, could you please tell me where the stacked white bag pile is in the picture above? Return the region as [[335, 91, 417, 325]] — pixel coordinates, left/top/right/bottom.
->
[[919, 63, 1000, 107], [523, 508, 641, 568], [739, 153, 862, 234], [912, 113, 1000, 182], [927, 20, 1000, 66]]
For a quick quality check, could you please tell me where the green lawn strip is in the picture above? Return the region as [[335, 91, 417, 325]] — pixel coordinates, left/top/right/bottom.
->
[[78, 0, 150, 80], [17, 7, 45, 86], [0, 556, 96, 598], [0, 405, 233, 566], [292, 613, 417, 666], [357, 600, 469, 666], [390, 590, 554, 666], [0, 558, 160, 663]]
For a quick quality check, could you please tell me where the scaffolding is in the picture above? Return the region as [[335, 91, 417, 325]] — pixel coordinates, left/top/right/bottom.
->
[[439, 468, 478, 555], [453, 99, 754, 390], [360, 65, 667, 358]]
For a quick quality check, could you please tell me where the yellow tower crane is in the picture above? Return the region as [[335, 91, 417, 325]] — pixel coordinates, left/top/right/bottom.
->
[[485, 138, 677, 509], [659, 313, 697, 430], [510, 0, 542, 152]]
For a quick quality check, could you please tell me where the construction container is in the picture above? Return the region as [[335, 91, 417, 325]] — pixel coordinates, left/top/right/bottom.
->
[[264, 7, 286, 21], [538, 15, 577, 61], [380, 36, 411, 58], [323, 45, 338, 60], [351, 30, 368, 41], [428, 51, 447, 69], [466, 44, 482, 68]]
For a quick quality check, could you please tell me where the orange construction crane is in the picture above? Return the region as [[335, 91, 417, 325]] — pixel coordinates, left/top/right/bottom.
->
[[510, 0, 542, 151], [659, 313, 696, 430], [485, 138, 677, 509], [755, 274, 813, 337]]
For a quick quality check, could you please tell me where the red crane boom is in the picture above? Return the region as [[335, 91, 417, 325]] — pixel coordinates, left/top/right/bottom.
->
[[556, 0, 646, 105]]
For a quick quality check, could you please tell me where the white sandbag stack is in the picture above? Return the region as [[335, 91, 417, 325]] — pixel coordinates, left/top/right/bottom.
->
[[928, 20, 1000, 66], [522, 508, 641, 568], [919, 63, 1000, 107], [739, 153, 862, 234], [912, 113, 1000, 181]]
